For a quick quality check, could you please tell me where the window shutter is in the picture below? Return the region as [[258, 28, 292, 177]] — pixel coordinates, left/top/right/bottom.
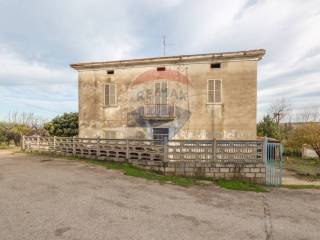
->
[[161, 81, 167, 104], [208, 80, 214, 103], [109, 84, 116, 106], [207, 79, 222, 104], [155, 82, 161, 104], [105, 84, 116, 106], [214, 80, 222, 103], [105, 84, 110, 106]]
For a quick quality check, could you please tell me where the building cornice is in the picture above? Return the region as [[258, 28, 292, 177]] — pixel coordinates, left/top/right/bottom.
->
[[70, 49, 266, 71]]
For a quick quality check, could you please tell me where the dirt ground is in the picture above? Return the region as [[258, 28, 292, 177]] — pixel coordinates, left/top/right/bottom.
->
[[0, 150, 319, 240], [282, 170, 320, 186]]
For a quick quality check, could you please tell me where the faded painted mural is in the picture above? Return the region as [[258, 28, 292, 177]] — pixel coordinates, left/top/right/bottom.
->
[[126, 68, 193, 140]]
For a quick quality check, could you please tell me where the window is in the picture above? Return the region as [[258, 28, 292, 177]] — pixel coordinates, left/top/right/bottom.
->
[[104, 130, 116, 139], [154, 81, 167, 104], [104, 83, 116, 106], [153, 128, 169, 145], [157, 66, 166, 71], [210, 63, 221, 69], [207, 79, 222, 104]]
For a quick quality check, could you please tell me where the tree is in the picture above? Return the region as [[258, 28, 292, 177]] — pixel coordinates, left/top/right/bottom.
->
[[287, 107, 320, 159], [257, 115, 281, 140], [44, 112, 78, 137], [297, 105, 320, 122], [0, 122, 31, 146], [289, 122, 320, 159], [268, 98, 291, 125], [7, 112, 48, 136]]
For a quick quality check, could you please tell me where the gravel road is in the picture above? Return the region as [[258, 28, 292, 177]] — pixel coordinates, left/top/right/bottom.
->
[[0, 150, 319, 240]]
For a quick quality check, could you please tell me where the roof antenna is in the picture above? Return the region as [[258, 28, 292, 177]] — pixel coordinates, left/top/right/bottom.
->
[[162, 35, 166, 56], [162, 35, 174, 56]]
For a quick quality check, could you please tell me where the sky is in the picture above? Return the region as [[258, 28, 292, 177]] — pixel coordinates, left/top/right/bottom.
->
[[0, 0, 319, 122]]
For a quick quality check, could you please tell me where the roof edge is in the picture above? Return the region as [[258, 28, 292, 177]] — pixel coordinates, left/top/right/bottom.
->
[[70, 49, 266, 70]]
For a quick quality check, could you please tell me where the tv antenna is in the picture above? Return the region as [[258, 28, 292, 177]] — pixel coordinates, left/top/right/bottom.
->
[[162, 35, 174, 56]]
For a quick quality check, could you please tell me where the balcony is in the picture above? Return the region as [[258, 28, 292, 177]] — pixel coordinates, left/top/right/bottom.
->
[[143, 104, 176, 120]]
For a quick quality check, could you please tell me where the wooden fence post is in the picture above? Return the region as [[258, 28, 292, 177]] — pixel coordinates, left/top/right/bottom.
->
[[72, 136, 76, 155]]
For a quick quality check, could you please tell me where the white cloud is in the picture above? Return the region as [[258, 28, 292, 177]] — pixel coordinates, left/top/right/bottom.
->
[[0, 45, 77, 119], [0, 46, 73, 85], [141, 0, 185, 9], [163, 0, 320, 121], [0, 0, 319, 121]]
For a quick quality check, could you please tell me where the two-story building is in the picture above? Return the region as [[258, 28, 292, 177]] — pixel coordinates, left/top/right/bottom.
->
[[71, 49, 265, 142]]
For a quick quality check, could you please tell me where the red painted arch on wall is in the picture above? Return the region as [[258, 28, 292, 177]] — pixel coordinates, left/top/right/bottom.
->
[[132, 69, 192, 86]]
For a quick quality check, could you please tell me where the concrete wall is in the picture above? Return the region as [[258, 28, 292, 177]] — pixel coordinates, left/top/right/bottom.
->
[[302, 145, 319, 159], [129, 160, 266, 184], [78, 59, 258, 140]]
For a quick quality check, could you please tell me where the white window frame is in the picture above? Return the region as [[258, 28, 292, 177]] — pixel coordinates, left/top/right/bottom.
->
[[104, 83, 117, 107], [207, 79, 222, 104]]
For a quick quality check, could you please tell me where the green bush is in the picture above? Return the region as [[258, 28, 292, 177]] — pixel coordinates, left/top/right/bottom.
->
[[257, 115, 281, 140], [283, 147, 301, 157], [0, 122, 30, 146], [44, 112, 78, 137]]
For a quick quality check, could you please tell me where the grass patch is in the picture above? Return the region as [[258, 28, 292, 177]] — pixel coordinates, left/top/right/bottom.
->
[[281, 184, 320, 190], [17, 151, 269, 191], [0, 144, 17, 150], [215, 179, 267, 192], [20, 151, 198, 187], [285, 156, 320, 180], [86, 159, 196, 186]]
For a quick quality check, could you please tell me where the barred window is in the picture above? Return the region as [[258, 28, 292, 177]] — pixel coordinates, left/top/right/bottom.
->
[[104, 83, 116, 106], [207, 79, 222, 104]]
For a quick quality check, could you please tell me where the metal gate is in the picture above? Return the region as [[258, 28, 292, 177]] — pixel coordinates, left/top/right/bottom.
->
[[263, 138, 283, 186]]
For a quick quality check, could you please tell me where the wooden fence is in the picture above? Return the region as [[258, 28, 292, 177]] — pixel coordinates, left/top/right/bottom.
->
[[22, 136, 263, 164]]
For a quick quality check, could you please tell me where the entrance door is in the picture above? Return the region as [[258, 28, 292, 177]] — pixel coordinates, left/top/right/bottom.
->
[[153, 128, 169, 145]]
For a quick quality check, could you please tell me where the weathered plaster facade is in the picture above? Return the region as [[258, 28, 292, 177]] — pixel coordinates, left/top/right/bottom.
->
[[71, 49, 265, 140]]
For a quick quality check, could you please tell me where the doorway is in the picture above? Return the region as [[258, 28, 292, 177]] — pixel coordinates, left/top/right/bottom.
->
[[153, 128, 169, 145]]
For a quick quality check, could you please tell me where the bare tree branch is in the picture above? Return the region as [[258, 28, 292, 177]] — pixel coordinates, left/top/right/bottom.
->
[[268, 98, 291, 124]]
